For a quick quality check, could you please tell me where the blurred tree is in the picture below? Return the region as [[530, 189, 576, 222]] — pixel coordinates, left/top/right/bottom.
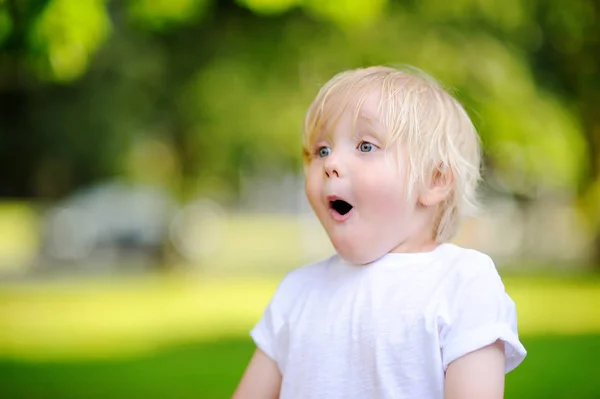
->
[[0, 0, 599, 259], [528, 0, 600, 260]]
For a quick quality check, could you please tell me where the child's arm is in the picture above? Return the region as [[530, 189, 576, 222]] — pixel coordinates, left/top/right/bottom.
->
[[232, 348, 282, 399], [444, 340, 506, 399]]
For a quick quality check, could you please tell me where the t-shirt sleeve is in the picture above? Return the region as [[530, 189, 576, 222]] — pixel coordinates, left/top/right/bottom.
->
[[250, 294, 284, 362], [439, 254, 527, 373], [249, 268, 302, 365]]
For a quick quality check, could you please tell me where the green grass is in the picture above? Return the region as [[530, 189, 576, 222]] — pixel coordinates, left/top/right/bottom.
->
[[505, 334, 600, 399], [0, 334, 598, 399], [0, 338, 252, 399], [0, 272, 598, 398], [1, 273, 599, 361]]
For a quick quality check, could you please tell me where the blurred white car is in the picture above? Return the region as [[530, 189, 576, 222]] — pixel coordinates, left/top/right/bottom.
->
[[41, 180, 177, 263]]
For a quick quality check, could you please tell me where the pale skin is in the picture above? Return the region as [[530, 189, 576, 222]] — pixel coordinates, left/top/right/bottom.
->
[[234, 342, 505, 399], [234, 91, 507, 398]]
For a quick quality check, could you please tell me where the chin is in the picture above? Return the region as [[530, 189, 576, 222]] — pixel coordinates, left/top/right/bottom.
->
[[334, 243, 383, 266]]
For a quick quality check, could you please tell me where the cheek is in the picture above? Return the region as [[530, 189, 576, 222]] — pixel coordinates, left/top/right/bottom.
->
[[374, 191, 408, 218], [359, 170, 411, 215], [304, 169, 322, 208]]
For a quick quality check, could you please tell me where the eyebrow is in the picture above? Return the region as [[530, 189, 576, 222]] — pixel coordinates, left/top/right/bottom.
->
[[356, 112, 383, 130], [354, 114, 383, 135], [357, 114, 376, 124], [312, 128, 328, 143]]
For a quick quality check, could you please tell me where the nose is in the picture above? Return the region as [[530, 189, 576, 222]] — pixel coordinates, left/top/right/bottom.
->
[[324, 155, 342, 178]]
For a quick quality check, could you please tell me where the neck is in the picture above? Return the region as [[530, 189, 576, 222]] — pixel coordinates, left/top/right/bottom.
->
[[390, 237, 438, 254], [390, 205, 440, 253]]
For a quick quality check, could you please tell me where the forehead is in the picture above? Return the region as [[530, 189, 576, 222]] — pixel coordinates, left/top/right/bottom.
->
[[355, 90, 384, 126], [313, 89, 386, 139]]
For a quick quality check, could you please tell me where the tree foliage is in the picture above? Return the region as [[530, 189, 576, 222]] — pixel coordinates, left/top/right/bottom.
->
[[0, 0, 598, 218]]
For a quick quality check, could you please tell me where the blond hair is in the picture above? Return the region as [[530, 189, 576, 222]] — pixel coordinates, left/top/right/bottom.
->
[[303, 66, 482, 242]]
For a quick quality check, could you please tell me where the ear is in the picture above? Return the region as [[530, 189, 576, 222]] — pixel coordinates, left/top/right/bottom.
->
[[418, 165, 454, 207]]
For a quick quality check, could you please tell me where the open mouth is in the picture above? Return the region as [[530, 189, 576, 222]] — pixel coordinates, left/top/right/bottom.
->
[[329, 199, 353, 216]]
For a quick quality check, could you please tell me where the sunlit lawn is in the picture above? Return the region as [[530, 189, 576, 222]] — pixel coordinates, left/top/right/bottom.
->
[[1, 334, 598, 399], [0, 272, 599, 398]]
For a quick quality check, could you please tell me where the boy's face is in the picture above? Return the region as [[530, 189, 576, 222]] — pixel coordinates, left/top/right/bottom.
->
[[305, 90, 421, 265]]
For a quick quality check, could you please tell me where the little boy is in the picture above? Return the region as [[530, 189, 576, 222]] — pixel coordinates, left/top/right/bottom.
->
[[233, 66, 526, 399]]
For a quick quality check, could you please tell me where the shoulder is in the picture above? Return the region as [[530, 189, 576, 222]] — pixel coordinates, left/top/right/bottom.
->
[[269, 255, 336, 307], [280, 254, 334, 287], [437, 244, 504, 291]]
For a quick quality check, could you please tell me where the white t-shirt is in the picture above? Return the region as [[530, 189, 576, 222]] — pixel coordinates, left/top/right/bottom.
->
[[250, 243, 527, 399]]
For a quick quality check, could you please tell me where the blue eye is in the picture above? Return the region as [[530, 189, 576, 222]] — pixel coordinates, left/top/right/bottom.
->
[[318, 147, 331, 158], [359, 142, 375, 152]]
